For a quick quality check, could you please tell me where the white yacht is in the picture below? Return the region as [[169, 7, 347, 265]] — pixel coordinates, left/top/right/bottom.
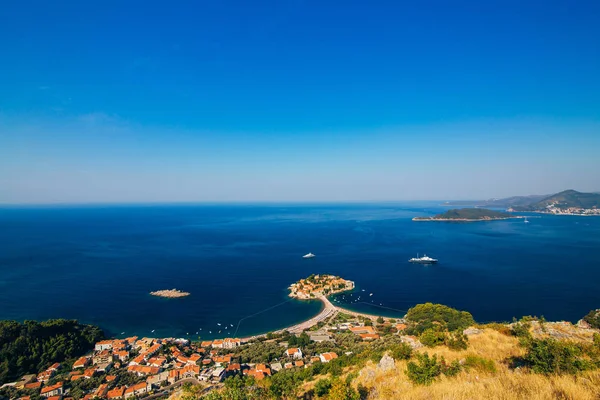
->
[[409, 254, 438, 264], [303, 252, 315, 259]]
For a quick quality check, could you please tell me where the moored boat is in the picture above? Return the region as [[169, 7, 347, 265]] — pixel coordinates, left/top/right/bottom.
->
[[409, 254, 438, 264]]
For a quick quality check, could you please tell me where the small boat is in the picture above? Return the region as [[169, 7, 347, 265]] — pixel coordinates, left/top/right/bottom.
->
[[217, 323, 221, 326], [151, 330, 155, 333], [524, 217, 530, 223], [303, 252, 315, 259], [409, 254, 438, 264], [230, 324, 234, 327], [369, 293, 373, 296], [209, 331, 212, 334], [362, 289, 365, 292], [120, 332, 125, 335]]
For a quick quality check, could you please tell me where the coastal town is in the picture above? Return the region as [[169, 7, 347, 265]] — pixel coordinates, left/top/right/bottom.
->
[[1, 276, 421, 400], [3, 275, 599, 400], [2, 314, 415, 400], [508, 204, 600, 216]]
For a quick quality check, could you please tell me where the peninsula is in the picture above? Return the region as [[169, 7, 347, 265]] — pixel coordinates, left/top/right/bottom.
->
[[150, 289, 190, 298], [288, 274, 354, 299], [413, 208, 518, 222]]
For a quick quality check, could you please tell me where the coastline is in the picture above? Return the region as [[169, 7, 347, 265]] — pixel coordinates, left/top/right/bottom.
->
[[240, 292, 399, 342], [412, 216, 522, 222]]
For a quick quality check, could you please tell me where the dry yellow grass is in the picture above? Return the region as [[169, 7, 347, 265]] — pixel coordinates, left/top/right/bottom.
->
[[354, 329, 600, 400]]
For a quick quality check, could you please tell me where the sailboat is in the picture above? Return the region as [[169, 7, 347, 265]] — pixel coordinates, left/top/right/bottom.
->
[[524, 217, 530, 223]]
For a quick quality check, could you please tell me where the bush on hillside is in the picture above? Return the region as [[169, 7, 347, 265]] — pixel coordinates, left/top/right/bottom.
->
[[419, 328, 447, 347], [510, 319, 532, 341], [390, 343, 413, 360], [328, 378, 360, 400], [406, 353, 442, 385], [523, 338, 593, 375], [445, 332, 469, 350], [405, 303, 475, 335], [314, 378, 332, 397], [583, 309, 600, 329]]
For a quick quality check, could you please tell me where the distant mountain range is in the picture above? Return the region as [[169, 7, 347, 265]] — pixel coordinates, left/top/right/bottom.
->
[[445, 190, 600, 211]]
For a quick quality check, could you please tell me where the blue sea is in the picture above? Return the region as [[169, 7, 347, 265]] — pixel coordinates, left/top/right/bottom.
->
[[1, 204, 599, 340]]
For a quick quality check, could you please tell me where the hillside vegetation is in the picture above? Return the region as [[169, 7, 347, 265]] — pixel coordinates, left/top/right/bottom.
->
[[0, 319, 105, 384], [191, 304, 600, 400], [521, 189, 600, 210], [415, 208, 511, 221]]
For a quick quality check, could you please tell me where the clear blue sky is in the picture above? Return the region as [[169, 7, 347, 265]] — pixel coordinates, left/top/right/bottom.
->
[[1, 0, 599, 203]]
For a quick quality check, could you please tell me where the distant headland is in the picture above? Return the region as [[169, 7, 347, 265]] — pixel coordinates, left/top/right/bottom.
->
[[150, 289, 190, 298], [413, 208, 518, 222], [443, 189, 600, 216]]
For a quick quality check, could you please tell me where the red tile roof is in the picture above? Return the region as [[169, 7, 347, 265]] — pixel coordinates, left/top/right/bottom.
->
[[40, 382, 63, 395], [107, 386, 125, 399]]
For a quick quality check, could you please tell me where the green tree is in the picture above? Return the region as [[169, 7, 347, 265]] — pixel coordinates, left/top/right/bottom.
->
[[327, 379, 359, 400], [376, 317, 384, 324], [314, 378, 332, 397], [0, 319, 104, 384], [405, 303, 475, 334]]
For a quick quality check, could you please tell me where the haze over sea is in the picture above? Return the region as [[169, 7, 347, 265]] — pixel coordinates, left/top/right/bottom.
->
[[1, 204, 599, 339]]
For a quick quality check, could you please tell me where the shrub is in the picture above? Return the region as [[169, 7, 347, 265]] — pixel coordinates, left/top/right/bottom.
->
[[390, 343, 412, 360], [419, 328, 447, 347], [314, 378, 332, 397], [583, 309, 600, 329], [328, 379, 360, 400], [523, 338, 591, 375], [376, 316, 384, 324], [511, 320, 532, 341], [445, 332, 469, 350], [441, 359, 462, 377], [405, 303, 475, 334], [406, 353, 442, 385], [464, 354, 497, 373]]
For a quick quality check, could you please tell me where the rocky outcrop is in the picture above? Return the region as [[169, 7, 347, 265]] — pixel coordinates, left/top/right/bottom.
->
[[378, 354, 395, 372], [150, 289, 190, 298], [463, 327, 483, 336]]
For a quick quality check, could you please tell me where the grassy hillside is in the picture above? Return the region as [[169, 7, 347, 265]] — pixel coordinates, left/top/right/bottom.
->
[[355, 327, 600, 400]]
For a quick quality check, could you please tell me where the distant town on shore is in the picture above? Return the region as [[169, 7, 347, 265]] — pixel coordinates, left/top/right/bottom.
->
[[444, 189, 600, 216]]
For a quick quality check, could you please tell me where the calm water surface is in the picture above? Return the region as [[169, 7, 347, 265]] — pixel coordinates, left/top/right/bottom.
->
[[1, 204, 599, 339]]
